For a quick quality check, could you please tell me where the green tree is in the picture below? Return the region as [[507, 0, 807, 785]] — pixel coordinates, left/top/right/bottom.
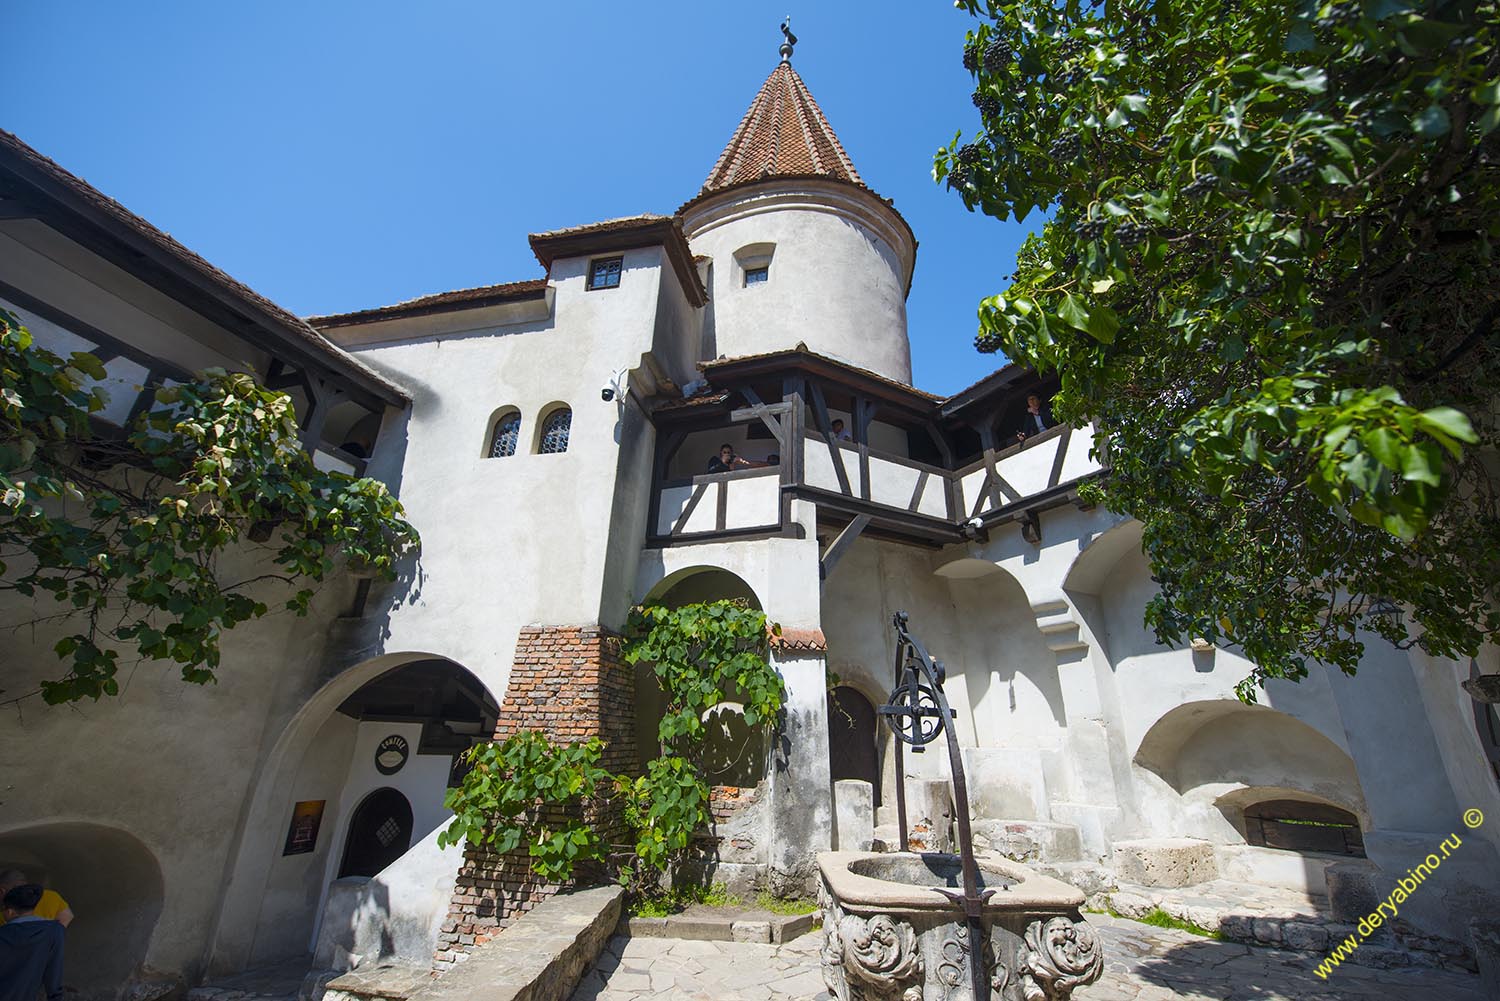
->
[[937, 1, 1498, 697], [0, 309, 418, 704]]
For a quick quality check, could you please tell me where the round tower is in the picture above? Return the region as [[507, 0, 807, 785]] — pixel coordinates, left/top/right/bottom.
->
[[680, 47, 917, 385]]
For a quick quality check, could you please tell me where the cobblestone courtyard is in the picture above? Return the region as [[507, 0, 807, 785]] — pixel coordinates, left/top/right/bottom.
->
[[568, 913, 1490, 1001]]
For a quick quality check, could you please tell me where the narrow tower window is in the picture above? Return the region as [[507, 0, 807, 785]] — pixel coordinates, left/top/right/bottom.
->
[[744, 266, 769, 287], [537, 407, 572, 454]]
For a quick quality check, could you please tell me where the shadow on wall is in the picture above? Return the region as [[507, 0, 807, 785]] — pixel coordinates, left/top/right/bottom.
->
[[936, 558, 1067, 731], [0, 822, 164, 998], [1133, 699, 1367, 818]]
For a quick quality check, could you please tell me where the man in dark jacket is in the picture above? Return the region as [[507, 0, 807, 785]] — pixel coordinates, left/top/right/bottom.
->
[[1014, 392, 1055, 442], [0, 884, 64, 1001]]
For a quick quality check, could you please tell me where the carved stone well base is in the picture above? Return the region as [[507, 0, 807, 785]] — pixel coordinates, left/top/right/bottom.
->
[[817, 851, 1103, 1001]]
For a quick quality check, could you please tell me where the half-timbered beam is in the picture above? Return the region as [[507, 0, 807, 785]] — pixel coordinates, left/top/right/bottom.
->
[[807, 380, 853, 496], [820, 513, 871, 582]]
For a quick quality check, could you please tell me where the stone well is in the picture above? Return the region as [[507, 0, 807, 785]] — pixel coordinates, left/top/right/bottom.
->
[[817, 851, 1103, 1001]]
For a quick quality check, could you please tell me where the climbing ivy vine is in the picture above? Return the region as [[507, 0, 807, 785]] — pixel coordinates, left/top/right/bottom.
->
[[0, 309, 418, 704], [440, 600, 784, 888]]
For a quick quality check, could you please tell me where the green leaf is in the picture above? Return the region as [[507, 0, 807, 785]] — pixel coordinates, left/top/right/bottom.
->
[[1417, 407, 1477, 443], [1412, 104, 1451, 138], [1057, 293, 1092, 333]]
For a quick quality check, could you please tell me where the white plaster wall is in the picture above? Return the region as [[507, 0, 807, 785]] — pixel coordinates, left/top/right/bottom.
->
[[318, 722, 454, 890], [635, 500, 822, 632], [683, 180, 915, 385], [326, 244, 681, 707], [0, 550, 361, 981], [247, 712, 357, 964]]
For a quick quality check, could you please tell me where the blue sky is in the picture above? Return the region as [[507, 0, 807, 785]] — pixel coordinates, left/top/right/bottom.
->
[[4, 3, 1036, 395]]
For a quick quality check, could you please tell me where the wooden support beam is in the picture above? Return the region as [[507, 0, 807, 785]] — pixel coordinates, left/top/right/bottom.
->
[[908, 470, 930, 513], [923, 421, 954, 466], [648, 429, 687, 536], [853, 394, 876, 444], [0, 279, 193, 382], [125, 371, 165, 427], [807, 380, 853, 495], [671, 482, 709, 534], [781, 375, 806, 486], [1047, 425, 1073, 487], [821, 513, 872, 582], [731, 387, 789, 444]]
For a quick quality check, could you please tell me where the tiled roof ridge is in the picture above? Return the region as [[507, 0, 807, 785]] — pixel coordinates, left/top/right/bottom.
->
[[529, 213, 671, 241], [701, 346, 944, 402], [701, 62, 862, 194], [306, 278, 548, 328]]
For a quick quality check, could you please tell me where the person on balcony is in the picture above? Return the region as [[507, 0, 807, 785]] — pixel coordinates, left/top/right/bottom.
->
[[1014, 392, 1055, 443], [707, 443, 762, 473], [831, 419, 853, 442]]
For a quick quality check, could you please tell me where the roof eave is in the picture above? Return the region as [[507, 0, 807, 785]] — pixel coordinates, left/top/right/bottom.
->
[[701, 349, 940, 417], [0, 130, 408, 408], [528, 216, 708, 308], [307, 279, 551, 329]]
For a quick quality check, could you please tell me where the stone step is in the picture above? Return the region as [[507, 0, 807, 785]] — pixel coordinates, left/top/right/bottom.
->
[[1031, 861, 1116, 910], [972, 819, 1082, 863], [871, 822, 950, 853]]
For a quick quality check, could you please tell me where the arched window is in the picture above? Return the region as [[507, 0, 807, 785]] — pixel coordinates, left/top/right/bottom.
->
[[489, 411, 521, 458], [537, 407, 572, 454]]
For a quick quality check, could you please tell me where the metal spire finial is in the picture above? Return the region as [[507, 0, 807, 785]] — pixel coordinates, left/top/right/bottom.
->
[[779, 17, 797, 62]]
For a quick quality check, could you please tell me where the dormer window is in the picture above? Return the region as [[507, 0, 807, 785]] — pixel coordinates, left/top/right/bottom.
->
[[587, 257, 623, 290], [733, 242, 775, 291]]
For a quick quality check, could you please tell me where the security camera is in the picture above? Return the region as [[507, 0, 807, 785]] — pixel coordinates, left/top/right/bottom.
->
[[601, 369, 627, 403]]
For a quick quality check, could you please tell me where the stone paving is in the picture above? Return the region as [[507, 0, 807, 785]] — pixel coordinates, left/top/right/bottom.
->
[[567, 912, 1491, 1001]]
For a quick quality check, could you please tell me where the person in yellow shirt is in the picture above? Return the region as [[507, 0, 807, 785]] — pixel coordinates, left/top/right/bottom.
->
[[0, 871, 72, 927]]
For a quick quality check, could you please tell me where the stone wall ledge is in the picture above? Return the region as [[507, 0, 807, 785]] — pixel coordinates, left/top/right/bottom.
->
[[1109, 884, 1474, 974], [327, 885, 622, 1001], [619, 911, 815, 944]]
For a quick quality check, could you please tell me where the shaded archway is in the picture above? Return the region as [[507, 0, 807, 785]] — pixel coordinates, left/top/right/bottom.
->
[[0, 821, 163, 998], [634, 566, 766, 775], [827, 685, 881, 807]]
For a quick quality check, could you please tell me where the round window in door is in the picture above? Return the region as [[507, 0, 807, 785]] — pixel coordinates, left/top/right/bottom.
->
[[338, 787, 414, 878]]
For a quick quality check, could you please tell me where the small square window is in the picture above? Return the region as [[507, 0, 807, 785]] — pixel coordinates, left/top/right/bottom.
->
[[744, 266, 769, 287], [588, 256, 623, 290]]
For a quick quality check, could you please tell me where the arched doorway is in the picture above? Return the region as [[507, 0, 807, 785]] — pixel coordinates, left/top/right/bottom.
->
[[338, 788, 415, 878], [827, 686, 880, 807], [211, 652, 499, 972]]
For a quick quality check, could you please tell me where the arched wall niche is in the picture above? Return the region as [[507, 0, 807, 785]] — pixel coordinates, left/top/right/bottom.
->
[[0, 821, 164, 998], [936, 559, 1066, 738], [1133, 699, 1370, 831], [828, 685, 883, 808], [208, 650, 496, 975]]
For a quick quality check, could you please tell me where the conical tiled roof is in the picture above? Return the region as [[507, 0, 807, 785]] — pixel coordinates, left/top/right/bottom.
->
[[700, 62, 863, 194]]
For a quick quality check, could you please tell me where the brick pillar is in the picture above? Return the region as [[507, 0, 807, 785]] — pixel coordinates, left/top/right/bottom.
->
[[434, 625, 636, 967]]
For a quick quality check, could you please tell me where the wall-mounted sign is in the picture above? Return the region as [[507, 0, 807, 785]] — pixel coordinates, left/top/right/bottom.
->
[[282, 800, 326, 856], [376, 734, 409, 775]]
